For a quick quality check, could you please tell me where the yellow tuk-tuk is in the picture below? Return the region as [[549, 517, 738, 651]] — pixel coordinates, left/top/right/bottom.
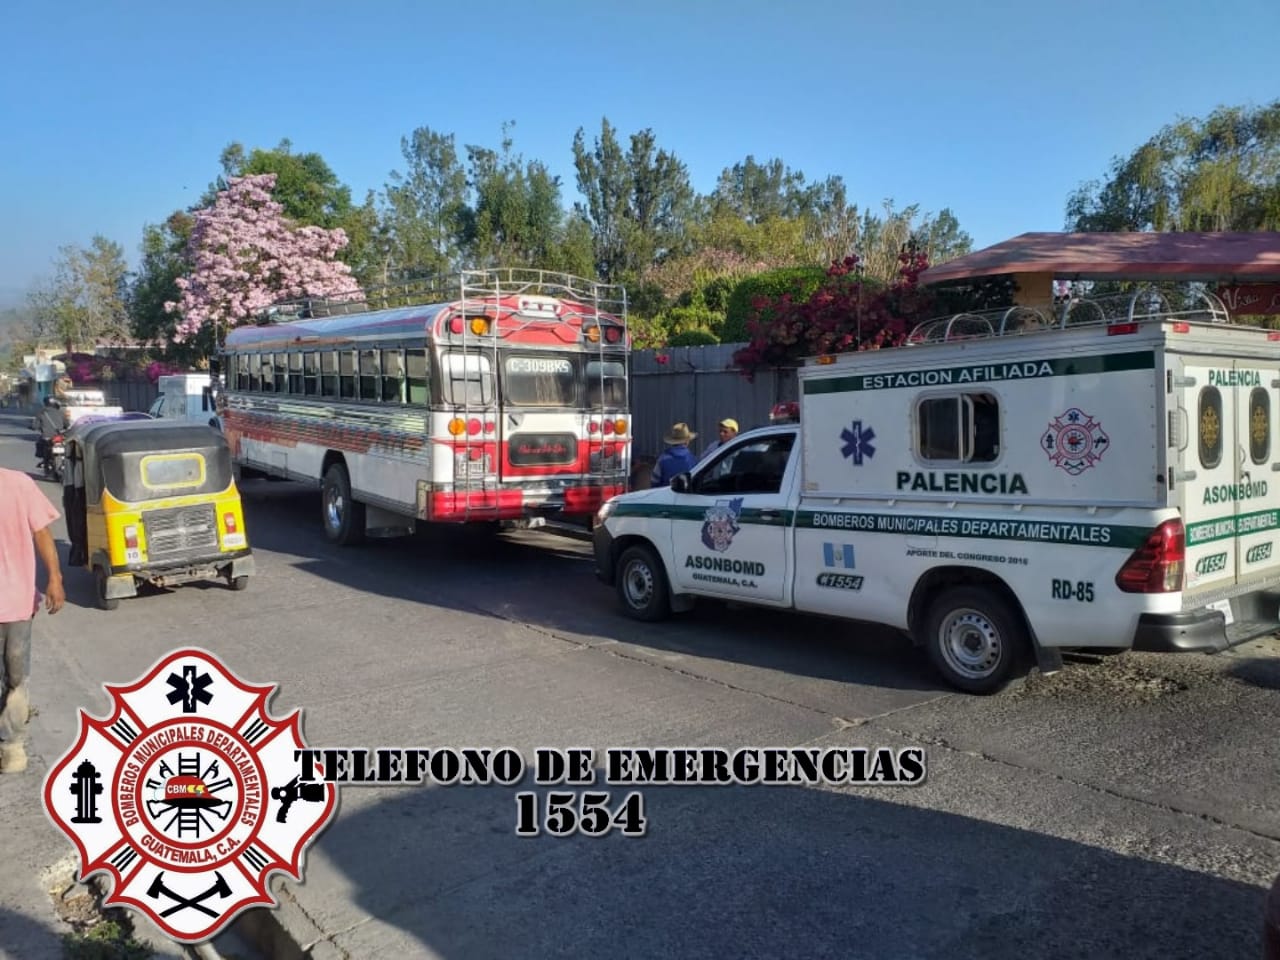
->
[[62, 419, 255, 609]]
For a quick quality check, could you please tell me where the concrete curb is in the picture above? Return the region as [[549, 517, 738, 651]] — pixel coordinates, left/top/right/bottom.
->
[[231, 879, 329, 960]]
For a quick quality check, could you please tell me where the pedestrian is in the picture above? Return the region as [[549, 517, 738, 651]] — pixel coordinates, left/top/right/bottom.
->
[[698, 417, 739, 461], [0, 467, 65, 774], [651, 422, 698, 487]]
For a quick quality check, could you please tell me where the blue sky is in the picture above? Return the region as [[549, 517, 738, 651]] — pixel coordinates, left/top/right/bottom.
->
[[2, 0, 1276, 306]]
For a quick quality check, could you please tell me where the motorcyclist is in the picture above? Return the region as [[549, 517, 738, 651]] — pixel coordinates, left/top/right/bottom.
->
[[35, 397, 64, 468]]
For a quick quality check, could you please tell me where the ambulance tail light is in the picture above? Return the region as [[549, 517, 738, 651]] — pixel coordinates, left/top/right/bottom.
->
[[1115, 519, 1184, 593]]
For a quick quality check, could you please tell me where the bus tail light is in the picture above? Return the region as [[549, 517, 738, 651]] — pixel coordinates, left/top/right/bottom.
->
[[614, 419, 627, 434], [1115, 519, 1185, 593], [603, 420, 614, 435], [588, 421, 600, 434], [484, 421, 495, 433], [448, 418, 466, 436], [124, 525, 139, 550], [604, 326, 621, 343], [584, 325, 601, 343], [449, 317, 463, 335], [1107, 322, 1141, 336], [467, 418, 482, 436], [469, 317, 491, 336]]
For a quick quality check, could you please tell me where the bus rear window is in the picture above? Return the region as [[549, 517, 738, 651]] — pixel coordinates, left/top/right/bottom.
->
[[443, 353, 493, 406], [503, 355, 576, 406], [585, 360, 626, 407]]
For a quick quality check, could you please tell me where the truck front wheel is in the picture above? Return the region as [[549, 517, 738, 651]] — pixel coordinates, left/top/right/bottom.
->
[[922, 586, 1023, 694], [615, 544, 671, 622]]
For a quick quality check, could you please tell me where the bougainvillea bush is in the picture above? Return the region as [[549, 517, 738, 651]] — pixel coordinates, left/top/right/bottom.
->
[[731, 247, 935, 380]]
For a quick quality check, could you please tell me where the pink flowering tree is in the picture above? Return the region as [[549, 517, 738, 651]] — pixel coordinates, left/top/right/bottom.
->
[[165, 173, 363, 344]]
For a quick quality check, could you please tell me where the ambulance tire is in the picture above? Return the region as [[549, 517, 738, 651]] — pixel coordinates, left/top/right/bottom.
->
[[616, 544, 671, 622], [322, 463, 365, 546], [922, 586, 1023, 694]]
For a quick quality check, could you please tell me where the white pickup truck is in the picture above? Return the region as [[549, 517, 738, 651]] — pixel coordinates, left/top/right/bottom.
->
[[593, 297, 1280, 693]]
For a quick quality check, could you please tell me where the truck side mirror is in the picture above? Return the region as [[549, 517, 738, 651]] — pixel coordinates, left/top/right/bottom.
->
[[671, 473, 690, 493]]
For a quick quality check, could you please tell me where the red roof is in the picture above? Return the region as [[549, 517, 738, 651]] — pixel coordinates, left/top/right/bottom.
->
[[919, 232, 1280, 285]]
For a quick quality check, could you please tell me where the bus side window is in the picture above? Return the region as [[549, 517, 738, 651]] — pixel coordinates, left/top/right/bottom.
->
[[381, 349, 405, 403], [288, 352, 304, 394], [273, 354, 287, 393], [339, 351, 356, 398], [321, 351, 339, 397], [405, 350, 428, 405], [303, 352, 320, 396], [249, 354, 262, 392], [237, 354, 250, 392], [359, 350, 380, 401]]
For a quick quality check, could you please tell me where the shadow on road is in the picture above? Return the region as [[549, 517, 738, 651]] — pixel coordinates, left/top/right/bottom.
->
[[238, 480, 944, 697], [288, 772, 1268, 959], [1226, 657, 1280, 692]]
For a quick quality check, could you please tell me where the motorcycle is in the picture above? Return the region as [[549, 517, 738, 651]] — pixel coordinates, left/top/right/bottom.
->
[[37, 433, 66, 481]]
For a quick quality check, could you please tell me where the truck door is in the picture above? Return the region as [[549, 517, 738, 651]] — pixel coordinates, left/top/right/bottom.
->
[[1178, 358, 1280, 604], [669, 432, 795, 604]]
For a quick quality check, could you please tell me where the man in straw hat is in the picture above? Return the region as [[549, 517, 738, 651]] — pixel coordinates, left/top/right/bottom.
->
[[651, 422, 698, 487]]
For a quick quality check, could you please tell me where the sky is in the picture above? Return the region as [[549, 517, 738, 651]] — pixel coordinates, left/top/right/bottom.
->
[[1, 0, 1277, 307]]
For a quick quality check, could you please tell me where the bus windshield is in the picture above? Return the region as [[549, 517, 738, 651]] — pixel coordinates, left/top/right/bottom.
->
[[501, 354, 577, 407]]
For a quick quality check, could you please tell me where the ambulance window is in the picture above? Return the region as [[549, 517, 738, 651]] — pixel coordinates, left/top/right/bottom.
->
[[917, 397, 961, 460], [916, 393, 999, 463], [1249, 387, 1270, 465], [1199, 387, 1223, 469], [694, 434, 794, 496]]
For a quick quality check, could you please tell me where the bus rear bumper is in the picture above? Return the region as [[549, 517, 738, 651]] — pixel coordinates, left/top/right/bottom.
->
[[426, 484, 626, 522]]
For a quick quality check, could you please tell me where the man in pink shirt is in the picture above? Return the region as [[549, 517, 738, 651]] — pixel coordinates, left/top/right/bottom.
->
[[0, 467, 65, 773]]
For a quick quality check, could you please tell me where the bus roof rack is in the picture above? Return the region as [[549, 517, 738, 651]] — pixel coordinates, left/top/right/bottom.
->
[[258, 268, 628, 325]]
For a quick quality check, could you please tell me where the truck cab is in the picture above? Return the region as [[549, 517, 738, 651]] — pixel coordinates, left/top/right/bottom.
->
[[149, 374, 220, 430]]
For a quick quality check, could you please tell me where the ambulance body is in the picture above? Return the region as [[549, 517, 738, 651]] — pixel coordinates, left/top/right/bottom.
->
[[593, 294, 1280, 693]]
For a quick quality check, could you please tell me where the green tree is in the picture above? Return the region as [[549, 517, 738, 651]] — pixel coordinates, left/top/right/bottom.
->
[[1066, 101, 1280, 231], [572, 118, 695, 282], [381, 126, 469, 280], [711, 156, 808, 223], [28, 237, 130, 356], [128, 211, 194, 356]]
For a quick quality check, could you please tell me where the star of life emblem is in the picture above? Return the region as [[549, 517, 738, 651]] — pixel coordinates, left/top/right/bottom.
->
[[42, 649, 338, 943], [1042, 407, 1109, 476]]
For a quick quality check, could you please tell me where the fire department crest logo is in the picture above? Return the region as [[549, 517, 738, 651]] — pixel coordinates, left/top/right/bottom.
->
[[42, 649, 337, 943], [1042, 407, 1109, 476], [701, 497, 744, 552]]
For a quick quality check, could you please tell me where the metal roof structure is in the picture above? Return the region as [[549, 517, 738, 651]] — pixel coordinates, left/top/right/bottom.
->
[[919, 231, 1280, 285]]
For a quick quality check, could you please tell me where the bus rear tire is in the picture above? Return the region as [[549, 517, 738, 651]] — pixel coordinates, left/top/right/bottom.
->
[[322, 463, 365, 546]]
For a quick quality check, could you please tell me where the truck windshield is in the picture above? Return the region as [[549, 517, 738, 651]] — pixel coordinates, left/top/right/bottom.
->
[[501, 354, 577, 407]]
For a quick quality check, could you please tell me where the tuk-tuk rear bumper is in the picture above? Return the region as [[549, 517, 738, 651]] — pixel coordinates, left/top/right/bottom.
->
[[105, 549, 255, 596]]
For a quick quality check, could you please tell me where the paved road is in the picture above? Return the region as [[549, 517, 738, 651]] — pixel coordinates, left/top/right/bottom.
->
[[1, 409, 1278, 960]]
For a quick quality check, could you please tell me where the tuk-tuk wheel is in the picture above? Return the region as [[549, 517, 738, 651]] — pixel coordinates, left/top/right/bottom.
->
[[94, 567, 119, 611], [230, 576, 249, 591]]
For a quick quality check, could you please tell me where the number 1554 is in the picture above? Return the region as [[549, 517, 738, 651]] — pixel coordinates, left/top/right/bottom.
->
[[515, 791, 647, 837]]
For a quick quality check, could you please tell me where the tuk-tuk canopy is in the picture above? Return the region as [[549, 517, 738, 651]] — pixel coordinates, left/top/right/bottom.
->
[[65, 419, 233, 503]]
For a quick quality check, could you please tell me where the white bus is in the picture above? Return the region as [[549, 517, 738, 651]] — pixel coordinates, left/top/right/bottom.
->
[[218, 269, 630, 544]]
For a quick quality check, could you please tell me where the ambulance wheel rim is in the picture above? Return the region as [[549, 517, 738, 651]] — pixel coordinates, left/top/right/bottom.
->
[[622, 558, 655, 608], [938, 608, 1002, 678]]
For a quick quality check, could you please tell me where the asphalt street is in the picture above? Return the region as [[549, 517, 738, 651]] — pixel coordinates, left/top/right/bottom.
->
[[0, 408, 1278, 960]]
